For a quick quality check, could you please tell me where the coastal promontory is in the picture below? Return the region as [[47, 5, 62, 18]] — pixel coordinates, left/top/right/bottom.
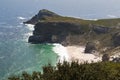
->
[[25, 9, 120, 55]]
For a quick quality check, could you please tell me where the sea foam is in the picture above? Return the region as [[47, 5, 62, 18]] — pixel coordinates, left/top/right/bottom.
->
[[17, 17, 26, 20], [53, 44, 70, 63], [25, 24, 35, 31], [23, 24, 35, 42]]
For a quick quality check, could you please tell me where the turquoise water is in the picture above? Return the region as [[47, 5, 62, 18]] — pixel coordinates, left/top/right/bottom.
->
[[0, 20, 58, 79]]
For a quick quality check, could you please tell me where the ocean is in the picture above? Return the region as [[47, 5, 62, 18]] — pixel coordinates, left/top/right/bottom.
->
[[0, 11, 71, 79], [0, 0, 120, 79], [0, 15, 59, 79]]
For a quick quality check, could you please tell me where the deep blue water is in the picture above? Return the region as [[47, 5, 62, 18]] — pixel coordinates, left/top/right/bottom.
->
[[0, 0, 120, 79]]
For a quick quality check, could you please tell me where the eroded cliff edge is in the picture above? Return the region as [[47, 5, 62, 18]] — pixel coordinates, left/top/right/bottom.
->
[[24, 9, 120, 55]]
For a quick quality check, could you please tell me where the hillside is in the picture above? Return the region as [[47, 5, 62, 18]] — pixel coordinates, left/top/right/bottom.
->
[[24, 9, 120, 55]]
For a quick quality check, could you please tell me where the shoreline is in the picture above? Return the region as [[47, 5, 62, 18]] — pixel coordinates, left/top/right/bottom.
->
[[24, 23, 102, 63], [53, 44, 70, 63], [53, 44, 102, 63], [66, 46, 102, 63]]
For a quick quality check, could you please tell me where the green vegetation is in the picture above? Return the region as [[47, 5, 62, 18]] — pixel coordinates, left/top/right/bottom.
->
[[8, 61, 120, 80], [39, 16, 120, 27], [26, 9, 120, 27], [94, 18, 120, 26]]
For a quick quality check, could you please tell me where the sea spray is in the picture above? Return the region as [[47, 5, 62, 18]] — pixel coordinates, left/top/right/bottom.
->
[[25, 24, 35, 31], [17, 17, 26, 20], [53, 44, 70, 63], [23, 24, 35, 42]]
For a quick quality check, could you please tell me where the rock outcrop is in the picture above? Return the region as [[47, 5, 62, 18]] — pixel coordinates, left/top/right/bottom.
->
[[102, 54, 110, 62], [24, 9, 120, 54], [24, 9, 60, 24], [29, 22, 85, 46], [29, 36, 45, 44], [112, 57, 120, 62], [84, 42, 96, 53], [112, 32, 120, 47], [93, 25, 110, 34]]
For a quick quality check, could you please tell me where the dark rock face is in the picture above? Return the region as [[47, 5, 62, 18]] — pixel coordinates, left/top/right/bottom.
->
[[28, 22, 85, 45], [84, 42, 96, 53], [93, 26, 109, 34], [29, 36, 46, 44], [112, 57, 120, 62], [112, 32, 120, 47], [102, 54, 110, 62], [33, 22, 83, 35], [24, 9, 60, 24]]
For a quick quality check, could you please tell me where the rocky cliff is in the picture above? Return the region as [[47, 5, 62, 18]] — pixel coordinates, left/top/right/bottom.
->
[[29, 22, 86, 46], [25, 9, 120, 55]]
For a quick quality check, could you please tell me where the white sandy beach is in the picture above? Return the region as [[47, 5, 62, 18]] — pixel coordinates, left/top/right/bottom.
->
[[66, 46, 101, 63], [53, 44, 102, 63]]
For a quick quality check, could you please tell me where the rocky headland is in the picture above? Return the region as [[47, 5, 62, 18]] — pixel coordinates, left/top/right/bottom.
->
[[24, 9, 120, 62]]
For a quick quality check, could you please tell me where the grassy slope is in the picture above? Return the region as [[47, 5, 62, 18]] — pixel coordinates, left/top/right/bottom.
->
[[95, 18, 120, 26], [39, 16, 120, 27]]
